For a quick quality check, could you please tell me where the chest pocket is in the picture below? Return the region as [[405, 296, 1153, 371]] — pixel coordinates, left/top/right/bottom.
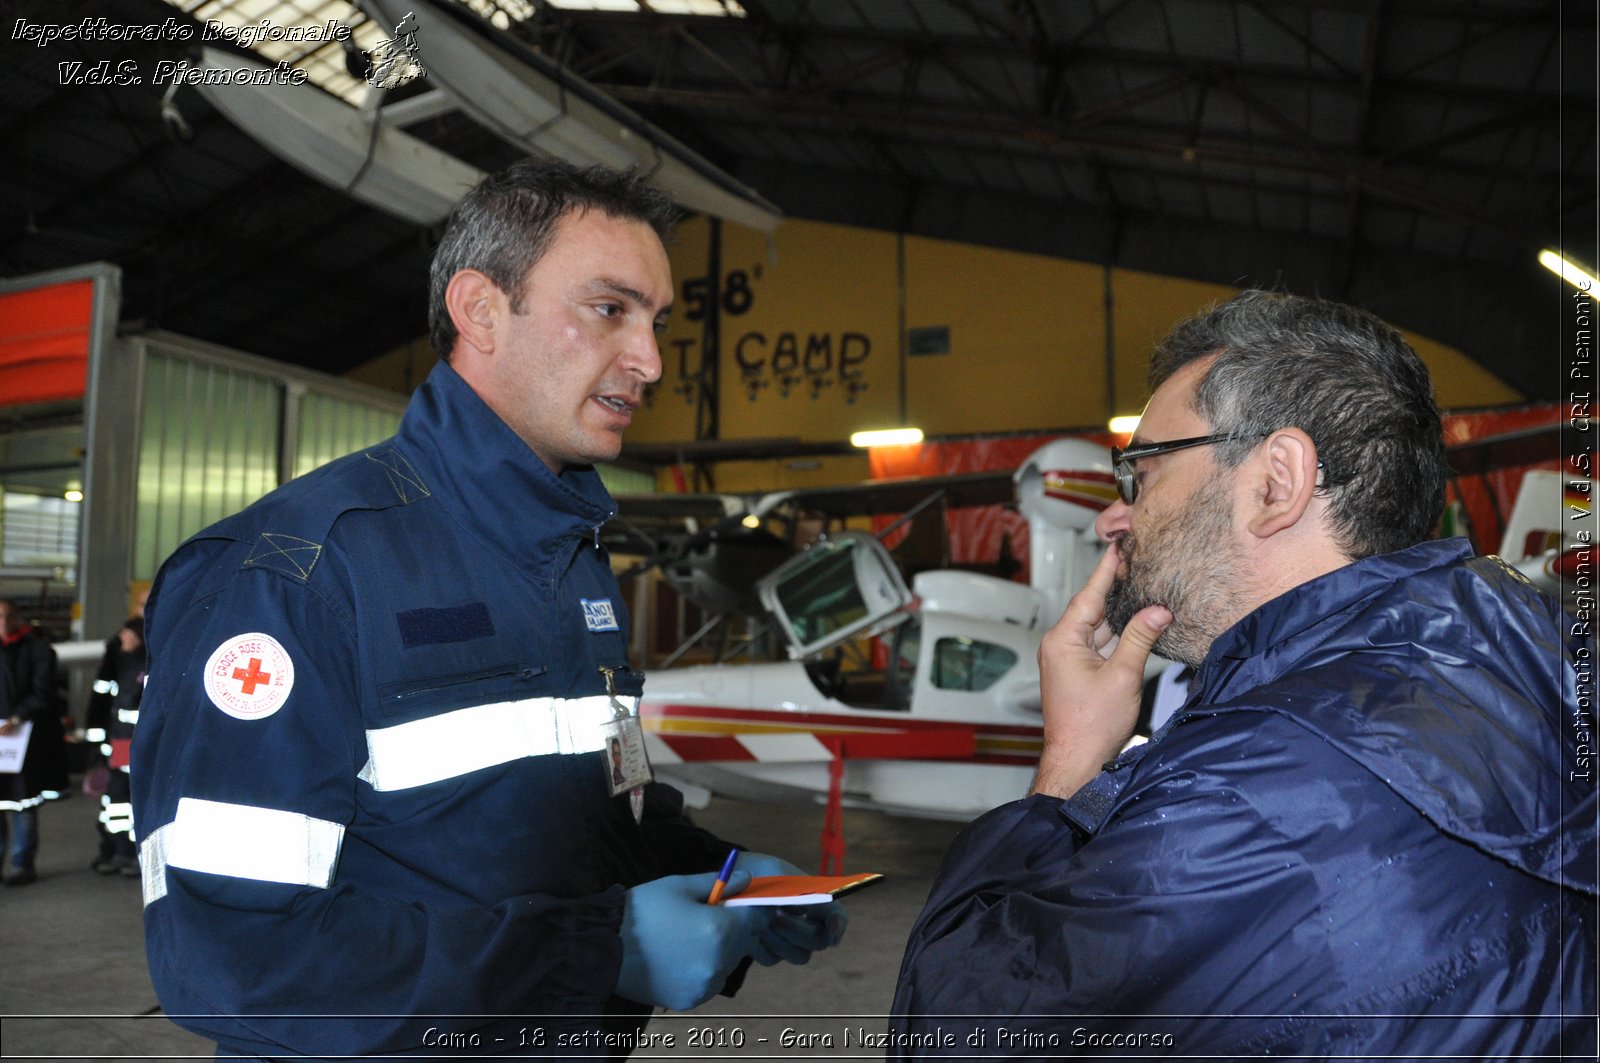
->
[[564, 555, 635, 682], [376, 663, 548, 722]]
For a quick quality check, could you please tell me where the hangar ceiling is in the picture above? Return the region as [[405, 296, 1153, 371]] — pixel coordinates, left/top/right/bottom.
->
[[0, 0, 1594, 408]]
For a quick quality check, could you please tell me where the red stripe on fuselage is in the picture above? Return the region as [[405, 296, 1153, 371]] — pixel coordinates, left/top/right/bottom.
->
[[640, 701, 1045, 739]]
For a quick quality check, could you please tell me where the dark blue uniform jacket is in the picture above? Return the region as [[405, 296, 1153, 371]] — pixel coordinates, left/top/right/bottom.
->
[[891, 540, 1598, 1060], [134, 363, 723, 1059]]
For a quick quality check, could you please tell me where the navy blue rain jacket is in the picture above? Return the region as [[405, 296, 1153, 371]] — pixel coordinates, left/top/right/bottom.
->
[[891, 540, 1597, 1060], [133, 363, 731, 1060]]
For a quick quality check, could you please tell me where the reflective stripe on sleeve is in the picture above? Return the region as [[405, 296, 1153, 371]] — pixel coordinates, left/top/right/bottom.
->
[[140, 822, 170, 906], [141, 797, 345, 907], [100, 798, 134, 833], [358, 694, 637, 792]]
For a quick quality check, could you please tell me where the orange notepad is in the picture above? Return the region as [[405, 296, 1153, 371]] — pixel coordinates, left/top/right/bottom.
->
[[721, 872, 884, 906]]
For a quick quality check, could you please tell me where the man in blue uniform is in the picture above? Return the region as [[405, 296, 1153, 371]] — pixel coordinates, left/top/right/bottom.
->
[[133, 161, 844, 1060], [892, 291, 1596, 1058]]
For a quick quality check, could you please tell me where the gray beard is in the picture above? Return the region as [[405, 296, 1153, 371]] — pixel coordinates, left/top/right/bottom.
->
[[1103, 491, 1240, 668]]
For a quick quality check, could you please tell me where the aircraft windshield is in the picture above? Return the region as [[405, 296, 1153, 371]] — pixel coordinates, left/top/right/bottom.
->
[[775, 546, 867, 644], [757, 532, 912, 659]]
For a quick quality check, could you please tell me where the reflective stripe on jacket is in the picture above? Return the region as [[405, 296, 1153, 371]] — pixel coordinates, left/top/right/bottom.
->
[[134, 362, 708, 1059]]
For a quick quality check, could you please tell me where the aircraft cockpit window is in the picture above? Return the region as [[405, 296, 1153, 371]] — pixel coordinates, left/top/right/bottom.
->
[[776, 545, 868, 646], [757, 531, 912, 660], [931, 637, 1018, 692]]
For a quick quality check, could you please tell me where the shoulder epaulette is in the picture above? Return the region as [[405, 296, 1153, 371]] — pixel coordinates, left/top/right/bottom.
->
[[182, 442, 430, 586]]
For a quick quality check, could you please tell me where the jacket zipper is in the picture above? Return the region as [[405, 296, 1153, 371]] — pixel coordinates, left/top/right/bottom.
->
[[383, 665, 546, 705]]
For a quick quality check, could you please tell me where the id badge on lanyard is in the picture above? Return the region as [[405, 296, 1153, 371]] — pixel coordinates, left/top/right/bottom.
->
[[599, 666, 652, 821]]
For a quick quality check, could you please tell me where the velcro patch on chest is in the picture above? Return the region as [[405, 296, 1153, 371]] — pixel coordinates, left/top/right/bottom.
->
[[396, 602, 495, 647], [581, 597, 620, 632]]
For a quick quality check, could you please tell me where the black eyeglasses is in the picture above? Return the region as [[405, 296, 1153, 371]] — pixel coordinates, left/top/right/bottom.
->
[[1110, 433, 1262, 505]]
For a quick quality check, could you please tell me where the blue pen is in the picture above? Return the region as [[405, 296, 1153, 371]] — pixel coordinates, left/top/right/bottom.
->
[[706, 848, 739, 905]]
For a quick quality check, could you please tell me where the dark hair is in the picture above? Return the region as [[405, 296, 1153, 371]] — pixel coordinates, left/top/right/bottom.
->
[[1150, 290, 1446, 559], [427, 160, 680, 359]]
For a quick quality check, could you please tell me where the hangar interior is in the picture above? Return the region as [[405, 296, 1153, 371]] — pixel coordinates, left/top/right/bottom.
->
[[0, 1, 1595, 1054], [1, 0, 1593, 657]]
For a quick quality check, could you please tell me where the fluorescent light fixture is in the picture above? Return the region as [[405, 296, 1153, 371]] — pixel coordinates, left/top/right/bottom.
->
[[645, 0, 748, 13], [546, 0, 640, 9], [1539, 250, 1599, 293], [545, 0, 748, 11], [1108, 415, 1141, 434], [851, 428, 925, 448]]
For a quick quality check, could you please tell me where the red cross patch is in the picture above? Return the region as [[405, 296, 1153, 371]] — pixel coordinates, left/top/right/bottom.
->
[[203, 633, 295, 720]]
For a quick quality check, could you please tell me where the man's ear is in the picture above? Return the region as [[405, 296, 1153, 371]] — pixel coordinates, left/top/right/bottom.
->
[[1247, 428, 1320, 539], [443, 270, 504, 358]]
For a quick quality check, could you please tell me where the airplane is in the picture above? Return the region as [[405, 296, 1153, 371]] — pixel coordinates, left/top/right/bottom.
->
[[1441, 421, 1590, 607], [626, 419, 1583, 853], [607, 464, 1022, 661], [634, 437, 1118, 834], [1493, 473, 1592, 608], [602, 491, 788, 622]]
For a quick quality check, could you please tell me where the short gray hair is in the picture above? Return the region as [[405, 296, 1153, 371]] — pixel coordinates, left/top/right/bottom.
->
[[1150, 290, 1446, 559]]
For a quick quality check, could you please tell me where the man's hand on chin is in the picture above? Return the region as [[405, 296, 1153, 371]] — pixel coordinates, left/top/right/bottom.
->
[[1032, 544, 1171, 799]]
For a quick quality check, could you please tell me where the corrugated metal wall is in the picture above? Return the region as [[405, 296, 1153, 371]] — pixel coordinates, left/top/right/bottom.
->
[[294, 392, 403, 480], [128, 337, 406, 583], [134, 352, 283, 582]]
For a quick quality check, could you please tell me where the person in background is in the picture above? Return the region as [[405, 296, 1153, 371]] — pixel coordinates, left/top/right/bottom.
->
[[84, 614, 146, 877], [0, 598, 66, 887], [891, 291, 1596, 1059], [132, 159, 845, 1060]]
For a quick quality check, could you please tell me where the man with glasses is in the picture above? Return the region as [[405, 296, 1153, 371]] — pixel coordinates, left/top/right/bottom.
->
[[890, 290, 1595, 1058]]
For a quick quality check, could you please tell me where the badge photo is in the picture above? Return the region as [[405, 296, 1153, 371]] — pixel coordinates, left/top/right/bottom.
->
[[203, 633, 295, 721], [602, 716, 652, 797]]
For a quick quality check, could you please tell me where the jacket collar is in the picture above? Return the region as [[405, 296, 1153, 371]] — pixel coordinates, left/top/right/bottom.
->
[[1199, 538, 1474, 687], [391, 361, 616, 579], [1069, 538, 1486, 836], [1184, 537, 1592, 894]]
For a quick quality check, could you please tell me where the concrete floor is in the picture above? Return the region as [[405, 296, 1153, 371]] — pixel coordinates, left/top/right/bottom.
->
[[0, 783, 969, 1061]]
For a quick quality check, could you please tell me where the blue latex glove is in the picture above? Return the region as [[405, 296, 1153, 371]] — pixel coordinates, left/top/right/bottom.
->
[[616, 871, 773, 1011], [729, 852, 850, 967]]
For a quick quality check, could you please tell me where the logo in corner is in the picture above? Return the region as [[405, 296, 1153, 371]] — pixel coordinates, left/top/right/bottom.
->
[[581, 598, 620, 633], [204, 633, 295, 721], [363, 11, 426, 89]]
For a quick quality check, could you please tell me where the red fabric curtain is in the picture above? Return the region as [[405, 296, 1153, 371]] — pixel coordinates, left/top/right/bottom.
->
[[869, 434, 1114, 583], [0, 278, 94, 406], [1441, 403, 1565, 555]]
